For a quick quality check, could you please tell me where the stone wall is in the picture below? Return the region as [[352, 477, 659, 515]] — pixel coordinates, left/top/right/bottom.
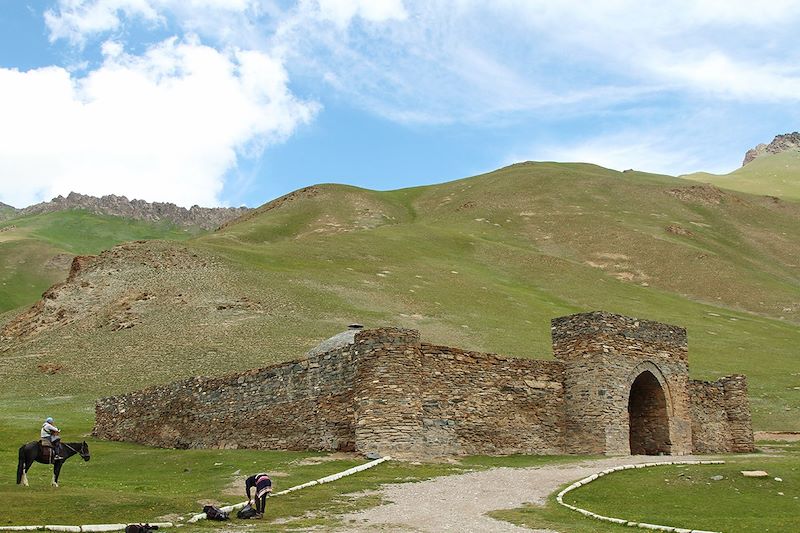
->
[[94, 344, 358, 450], [690, 375, 755, 453], [417, 344, 564, 455], [94, 313, 754, 457]]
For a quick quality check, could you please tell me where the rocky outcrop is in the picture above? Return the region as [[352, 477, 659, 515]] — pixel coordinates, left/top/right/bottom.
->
[[0, 242, 216, 342], [17, 192, 250, 230], [743, 132, 800, 166]]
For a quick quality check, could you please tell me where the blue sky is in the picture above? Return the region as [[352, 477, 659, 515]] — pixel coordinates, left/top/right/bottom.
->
[[2, 1, 800, 208]]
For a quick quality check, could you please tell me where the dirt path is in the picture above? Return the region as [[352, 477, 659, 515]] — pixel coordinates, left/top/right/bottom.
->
[[336, 455, 703, 532], [754, 431, 800, 442]]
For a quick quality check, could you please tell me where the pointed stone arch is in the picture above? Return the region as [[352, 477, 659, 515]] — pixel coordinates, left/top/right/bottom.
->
[[627, 363, 672, 455]]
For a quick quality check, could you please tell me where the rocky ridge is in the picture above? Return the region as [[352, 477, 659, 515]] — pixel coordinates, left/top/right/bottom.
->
[[743, 132, 800, 166], [16, 192, 250, 230]]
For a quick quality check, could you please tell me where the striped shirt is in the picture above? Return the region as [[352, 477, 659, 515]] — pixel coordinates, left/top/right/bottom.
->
[[245, 473, 272, 498]]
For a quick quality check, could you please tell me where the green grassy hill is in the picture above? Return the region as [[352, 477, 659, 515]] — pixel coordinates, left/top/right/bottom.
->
[[683, 150, 800, 201], [0, 210, 198, 313], [1, 162, 798, 432], [0, 202, 16, 221]]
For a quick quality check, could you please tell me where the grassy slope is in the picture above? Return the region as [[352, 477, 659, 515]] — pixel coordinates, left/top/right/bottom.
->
[[0, 205, 16, 221], [2, 162, 797, 430], [195, 163, 800, 430], [0, 210, 198, 312], [2, 162, 799, 530], [683, 150, 800, 201]]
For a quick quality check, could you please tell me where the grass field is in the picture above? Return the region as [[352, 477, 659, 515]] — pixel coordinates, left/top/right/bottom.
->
[[493, 442, 800, 532], [1, 393, 586, 530]]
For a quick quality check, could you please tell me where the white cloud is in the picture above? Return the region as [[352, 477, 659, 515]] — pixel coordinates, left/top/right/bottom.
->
[[45, 0, 260, 45], [529, 139, 697, 176], [651, 52, 800, 102], [17, 0, 800, 208], [270, 1, 800, 123], [511, 128, 737, 177], [42, 1, 800, 121], [0, 37, 317, 208], [316, 0, 407, 27]]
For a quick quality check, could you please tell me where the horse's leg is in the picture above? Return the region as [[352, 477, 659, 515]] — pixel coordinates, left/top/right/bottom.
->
[[17, 447, 24, 485], [52, 461, 62, 487], [22, 453, 32, 487]]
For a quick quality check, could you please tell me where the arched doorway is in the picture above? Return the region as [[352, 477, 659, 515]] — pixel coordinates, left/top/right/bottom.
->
[[628, 371, 671, 455]]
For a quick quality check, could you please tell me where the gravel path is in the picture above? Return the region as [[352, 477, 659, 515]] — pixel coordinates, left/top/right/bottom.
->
[[337, 455, 702, 532]]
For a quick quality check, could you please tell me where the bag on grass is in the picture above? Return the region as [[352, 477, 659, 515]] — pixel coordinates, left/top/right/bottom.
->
[[203, 505, 230, 521], [237, 503, 258, 519], [125, 524, 158, 533]]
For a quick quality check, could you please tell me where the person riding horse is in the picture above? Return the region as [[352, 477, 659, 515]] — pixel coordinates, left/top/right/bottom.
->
[[40, 417, 64, 461]]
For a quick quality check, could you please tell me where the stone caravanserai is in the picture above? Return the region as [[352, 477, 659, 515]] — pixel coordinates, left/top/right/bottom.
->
[[94, 312, 754, 457]]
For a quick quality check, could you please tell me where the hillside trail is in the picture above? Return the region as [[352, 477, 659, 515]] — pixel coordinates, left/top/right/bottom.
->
[[335, 454, 702, 532]]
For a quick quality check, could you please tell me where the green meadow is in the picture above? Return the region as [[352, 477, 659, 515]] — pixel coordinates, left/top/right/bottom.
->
[[2, 161, 799, 530], [494, 442, 800, 532], [1, 393, 580, 529], [683, 150, 800, 201]]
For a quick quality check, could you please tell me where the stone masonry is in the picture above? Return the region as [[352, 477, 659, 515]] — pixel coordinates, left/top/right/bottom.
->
[[94, 311, 754, 456]]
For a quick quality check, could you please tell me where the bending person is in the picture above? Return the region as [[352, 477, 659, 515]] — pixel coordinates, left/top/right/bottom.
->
[[245, 472, 272, 518]]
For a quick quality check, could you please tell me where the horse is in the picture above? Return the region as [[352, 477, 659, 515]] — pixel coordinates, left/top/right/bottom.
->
[[17, 441, 90, 487]]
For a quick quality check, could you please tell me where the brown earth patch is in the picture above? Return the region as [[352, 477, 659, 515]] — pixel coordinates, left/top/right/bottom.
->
[[667, 184, 739, 206], [291, 453, 359, 466], [37, 362, 65, 374], [665, 224, 693, 237], [755, 431, 800, 442]]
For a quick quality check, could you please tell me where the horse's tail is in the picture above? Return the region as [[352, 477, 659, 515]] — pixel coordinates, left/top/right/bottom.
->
[[17, 445, 25, 485]]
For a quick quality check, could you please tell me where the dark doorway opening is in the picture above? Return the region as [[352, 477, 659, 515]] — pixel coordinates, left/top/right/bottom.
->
[[628, 371, 671, 455]]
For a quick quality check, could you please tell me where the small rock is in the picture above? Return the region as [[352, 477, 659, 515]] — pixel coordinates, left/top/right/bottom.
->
[[214, 462, 223, 466], [778, 492, 784, 496], [774, 477, 783, 482], [710, 475, 724, 481], [365, 451, 382, 460]]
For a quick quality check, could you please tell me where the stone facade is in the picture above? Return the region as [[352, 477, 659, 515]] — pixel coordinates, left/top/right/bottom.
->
[[690, 375, 754, 453], [94, 311, 754, 456]]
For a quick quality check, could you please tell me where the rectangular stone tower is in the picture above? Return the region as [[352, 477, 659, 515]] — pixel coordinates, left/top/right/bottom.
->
[[552, 311, 693, 455]]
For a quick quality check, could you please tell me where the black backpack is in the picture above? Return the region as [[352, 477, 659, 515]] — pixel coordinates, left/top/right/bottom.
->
[[203, 505, 230, 521], [237, 504, 258, 519], [125, 525, 158, 533]]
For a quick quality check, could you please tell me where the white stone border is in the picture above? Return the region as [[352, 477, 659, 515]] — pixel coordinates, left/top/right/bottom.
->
[[3, 457, 391, 531], [556, 460, 726, 533], [0, 524, 174, 532]]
